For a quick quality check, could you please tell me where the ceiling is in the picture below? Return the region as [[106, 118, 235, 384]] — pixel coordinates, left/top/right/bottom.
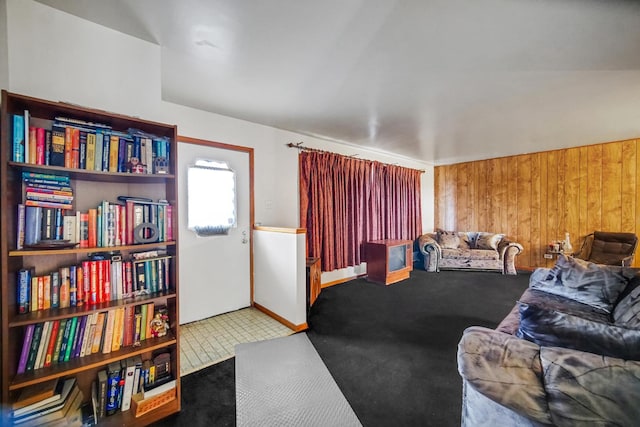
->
[[36, 0, 640, 165]]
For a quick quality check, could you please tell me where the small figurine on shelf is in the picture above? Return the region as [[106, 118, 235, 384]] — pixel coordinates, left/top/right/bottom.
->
[[149, 309, 170, 338]]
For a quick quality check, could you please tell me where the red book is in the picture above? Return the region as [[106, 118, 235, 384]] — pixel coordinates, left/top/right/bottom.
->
[[43, 320, 60, 367], [79, 212, 89, 248], [123, 306, 134, 347], [88, 208, 97, 248], [71, 127, 80, 169], [97, 260, 104, 304], [102, 260, 111, 302], [82, 261, 91, 305], [89, 260, 98, 304], [36, 127, 46, 165]]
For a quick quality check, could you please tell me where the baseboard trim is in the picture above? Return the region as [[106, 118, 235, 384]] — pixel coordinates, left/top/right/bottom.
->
[[253, 303, 308, 332], [321, 273, 367, 289]]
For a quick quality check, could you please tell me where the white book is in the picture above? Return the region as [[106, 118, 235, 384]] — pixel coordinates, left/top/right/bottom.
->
[[120, 358, 137, 411], [79, 313, 96, 357], [131, 355, 143, 395], [34, 321, 51, 370], [63, 215, 77, 243]]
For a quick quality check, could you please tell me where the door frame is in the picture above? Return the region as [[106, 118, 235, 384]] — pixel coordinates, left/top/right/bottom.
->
[[178, 135, 255, 304]]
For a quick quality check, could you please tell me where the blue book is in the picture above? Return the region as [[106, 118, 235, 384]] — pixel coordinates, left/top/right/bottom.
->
[[13, 114, 25, 162], [71, 315, 87, 359], [106, 361, 122, 415], [69, 265, 77, 307], [17, 268, 32, 314], [102, 131, 111, 171], [24, 206, 42, 246], [95, 129, 105, 171]]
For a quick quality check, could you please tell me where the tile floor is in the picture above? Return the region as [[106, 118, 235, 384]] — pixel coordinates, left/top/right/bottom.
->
[[179, 307, 294, 376]]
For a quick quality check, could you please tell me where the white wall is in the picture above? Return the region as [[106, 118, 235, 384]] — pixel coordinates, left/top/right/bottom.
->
[[253, 229, 307, 327], [3, 0, 434, 284]]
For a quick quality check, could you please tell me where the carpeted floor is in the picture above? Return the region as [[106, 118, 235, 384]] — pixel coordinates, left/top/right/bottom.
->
[[153, 269, 530, 427]]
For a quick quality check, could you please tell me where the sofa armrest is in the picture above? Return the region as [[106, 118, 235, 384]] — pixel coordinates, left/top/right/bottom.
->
[[498, 239, 523, 275], [418, 233, 440, 272], [621, 254, 634, 267], [457, 326, 553, 425]]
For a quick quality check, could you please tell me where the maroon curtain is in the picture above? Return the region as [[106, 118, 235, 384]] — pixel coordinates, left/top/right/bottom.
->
[[299, 151, 422, 272]]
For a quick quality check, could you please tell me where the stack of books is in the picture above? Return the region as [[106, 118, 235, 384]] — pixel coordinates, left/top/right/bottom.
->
[[11, 378, 83, 427]]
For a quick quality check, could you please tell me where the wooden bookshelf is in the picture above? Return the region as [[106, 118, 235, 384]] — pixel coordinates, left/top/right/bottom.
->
[[0, 90, 181, 425]]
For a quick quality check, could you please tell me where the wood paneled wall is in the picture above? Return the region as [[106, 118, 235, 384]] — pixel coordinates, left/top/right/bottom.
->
[[434, 138, 640, 269]]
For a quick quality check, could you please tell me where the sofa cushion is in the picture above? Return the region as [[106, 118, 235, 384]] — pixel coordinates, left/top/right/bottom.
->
[[529, 255, 633, 312], [436, 230, 460, 249], [516, 302, 640, 360], [474, 232, 504, 250], [540, 346, 640, 427], [440, 248, 499, 261]]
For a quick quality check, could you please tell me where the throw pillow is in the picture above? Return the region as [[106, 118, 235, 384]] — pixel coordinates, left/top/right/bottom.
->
[[516, 302, 640, 360], [436, 230, 460, 249], [613, 283, 640, 328], [529, 255, 633, 313], [474, 232, 504, 250]]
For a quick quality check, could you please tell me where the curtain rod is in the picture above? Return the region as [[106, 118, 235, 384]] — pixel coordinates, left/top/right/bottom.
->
[[286, 142, 425, 173]]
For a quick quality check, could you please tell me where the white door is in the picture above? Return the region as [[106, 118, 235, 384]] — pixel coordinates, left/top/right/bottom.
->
[[177, 140, 251, 324]]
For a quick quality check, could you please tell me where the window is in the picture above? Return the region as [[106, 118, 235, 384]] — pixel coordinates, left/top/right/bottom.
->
[[187, 160, 237, 236]]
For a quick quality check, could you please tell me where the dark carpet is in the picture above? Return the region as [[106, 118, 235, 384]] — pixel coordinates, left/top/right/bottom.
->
[[153, 269, 530, 427]]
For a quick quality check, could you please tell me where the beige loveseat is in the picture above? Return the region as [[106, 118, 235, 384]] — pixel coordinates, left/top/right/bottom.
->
[[418, 231, 523, 275]]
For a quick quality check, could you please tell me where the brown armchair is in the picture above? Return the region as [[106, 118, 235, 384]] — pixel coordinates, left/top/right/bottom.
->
[[573, 231, 638, 267]]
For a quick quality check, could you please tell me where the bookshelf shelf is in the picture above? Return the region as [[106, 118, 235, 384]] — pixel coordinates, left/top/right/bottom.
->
[[9, 291, 178, 327], [10, 333, 177, 390], [9, 161, 176, 183], [0, 90, 181, 424], [9, 241, 176, 257]]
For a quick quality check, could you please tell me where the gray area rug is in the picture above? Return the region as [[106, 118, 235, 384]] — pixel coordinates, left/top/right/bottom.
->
[[235, 332, 362, 427]]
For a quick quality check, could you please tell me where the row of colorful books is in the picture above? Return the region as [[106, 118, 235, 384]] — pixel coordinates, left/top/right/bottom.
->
[[17, 252, 172, 314], [10, 378, 83, 427], [16, 303, 165, 375], [12, 112, 171, 174], [94, 352, 174, 421], [17, 197, 173, 250]]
